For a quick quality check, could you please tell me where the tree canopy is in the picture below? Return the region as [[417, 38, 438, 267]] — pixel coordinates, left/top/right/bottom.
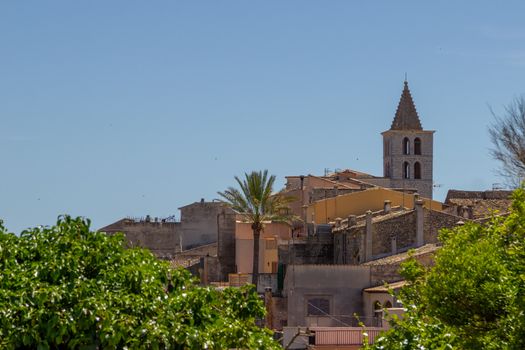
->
[[367, 188, 525, 350], [0, 216, 279, 349]]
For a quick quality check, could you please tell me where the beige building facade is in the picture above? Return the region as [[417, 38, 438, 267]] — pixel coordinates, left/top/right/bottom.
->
[[235, 221, 291, 274]]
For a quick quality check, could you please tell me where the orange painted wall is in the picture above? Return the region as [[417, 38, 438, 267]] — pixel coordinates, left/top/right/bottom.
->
[[235, 222, 291, 274], [306, 187, 443, 224]]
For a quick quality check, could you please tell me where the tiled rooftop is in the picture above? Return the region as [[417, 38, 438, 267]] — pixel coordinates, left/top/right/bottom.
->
[[362, 243, 440, 266]]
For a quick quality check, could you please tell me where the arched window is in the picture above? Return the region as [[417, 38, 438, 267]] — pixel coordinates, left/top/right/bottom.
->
[[403, 162, 410, 179], [403, 137, 410, 155], [414, 138, 421, 155], [373, 301, 382, 314], [414, 162, 421, 179], [384, 301, 392, 309]]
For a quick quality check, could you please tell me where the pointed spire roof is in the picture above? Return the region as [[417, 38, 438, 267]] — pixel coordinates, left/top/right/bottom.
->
[[390, 81, 423, 130]]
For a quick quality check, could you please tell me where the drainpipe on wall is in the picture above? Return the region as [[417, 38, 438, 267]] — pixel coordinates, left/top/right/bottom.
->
[[391, 235, 397, 255], [415, 198, 424, 247], [365, 210, 373, 262]]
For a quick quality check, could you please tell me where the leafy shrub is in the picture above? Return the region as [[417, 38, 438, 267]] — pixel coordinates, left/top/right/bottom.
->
[[0, 216, 279, 349]]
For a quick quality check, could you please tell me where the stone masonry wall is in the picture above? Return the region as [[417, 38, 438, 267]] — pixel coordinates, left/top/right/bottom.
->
[[217, 211, 236, 280], [103, 220, 181, 259], [423, 209, 462, 243], [369, 249, 436, 286], [180, 202, 231, 250], [372, 211, 416, 258], [278, 239, 334, 266], [334, 226, 365, 265], [335, 211, 418, 265], [384, 130, 434, 199]]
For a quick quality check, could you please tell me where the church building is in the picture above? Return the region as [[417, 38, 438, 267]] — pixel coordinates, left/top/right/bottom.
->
[[382, 81, 435, 198]]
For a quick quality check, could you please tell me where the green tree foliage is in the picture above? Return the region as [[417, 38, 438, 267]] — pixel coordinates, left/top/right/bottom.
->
[[368, 188, 525, 350], [0, 216, 279, 349], [218, 170, 295, 288]]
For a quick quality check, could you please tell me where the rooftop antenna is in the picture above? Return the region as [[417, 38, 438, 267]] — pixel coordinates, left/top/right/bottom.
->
[[404, 72, 407, 82], [492, 183, 504, 190]]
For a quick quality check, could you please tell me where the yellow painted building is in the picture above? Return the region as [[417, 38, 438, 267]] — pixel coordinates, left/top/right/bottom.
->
[[235, 221, 291, 274], [306, 187, 443, 224]]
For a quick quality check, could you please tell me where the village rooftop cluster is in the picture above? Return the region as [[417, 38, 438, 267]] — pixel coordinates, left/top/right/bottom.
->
[[99, 81, 513, 348]]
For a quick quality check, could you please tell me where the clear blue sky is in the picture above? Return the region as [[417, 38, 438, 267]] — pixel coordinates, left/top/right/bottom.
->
[[2, 1, 524, 233]]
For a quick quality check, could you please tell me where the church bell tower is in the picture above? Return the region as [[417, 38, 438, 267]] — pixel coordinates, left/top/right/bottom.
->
[[382, 81, 435, 199]]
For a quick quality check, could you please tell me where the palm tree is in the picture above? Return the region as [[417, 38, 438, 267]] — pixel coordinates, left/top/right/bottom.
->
[[218, 170, 294, 289]]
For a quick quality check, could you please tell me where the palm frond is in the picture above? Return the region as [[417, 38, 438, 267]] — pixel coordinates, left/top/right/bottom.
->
[[218, 170, 296, 227]]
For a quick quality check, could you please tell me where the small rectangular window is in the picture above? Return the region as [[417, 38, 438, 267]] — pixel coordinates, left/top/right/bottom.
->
[[265, 239, 277, 249], [307, 298, 330, 316]]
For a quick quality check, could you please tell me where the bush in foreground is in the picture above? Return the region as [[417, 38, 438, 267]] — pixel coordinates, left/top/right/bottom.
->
[[0, 216, 279, 349]]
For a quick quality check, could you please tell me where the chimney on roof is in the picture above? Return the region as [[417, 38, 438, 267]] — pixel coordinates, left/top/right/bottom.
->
[[384, 200, 392, 214], [413, 193, 420, 206], [467, 205, 474, 219], [461, 205, 472, 219], [200, 198, 205, 203], [347, 215, 357, 228]]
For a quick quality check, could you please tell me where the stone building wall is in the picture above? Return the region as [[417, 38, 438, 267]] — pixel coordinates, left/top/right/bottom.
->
[[334, 210, 418, 265], [334, 226, 365, 265], [100, 219, 181, 259], [217, 211, 236, 280], [270, 296, 288, 330], [283, 264, 371, 327], [179, 201, 233, 250], [369, 249, 436, 286], [371, 211, 416, 257], [423, 208, 462, 243], [278, 239, 334, 266]]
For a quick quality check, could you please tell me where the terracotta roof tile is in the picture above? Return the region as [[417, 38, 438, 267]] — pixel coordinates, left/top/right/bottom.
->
[[362, 243, 440, 266]]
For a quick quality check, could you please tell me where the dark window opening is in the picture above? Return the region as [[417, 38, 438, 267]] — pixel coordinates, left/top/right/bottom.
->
[[373, 300, 382, 314], [307, 298, 330, 316], [403, 137, 410, 155], [414, 137, 421, 155], [414, 162, 421, 179], [403, 162, 410, 179]]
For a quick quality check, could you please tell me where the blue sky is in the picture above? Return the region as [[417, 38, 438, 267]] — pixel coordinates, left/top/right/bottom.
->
[[1, 1, 524, 233]]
